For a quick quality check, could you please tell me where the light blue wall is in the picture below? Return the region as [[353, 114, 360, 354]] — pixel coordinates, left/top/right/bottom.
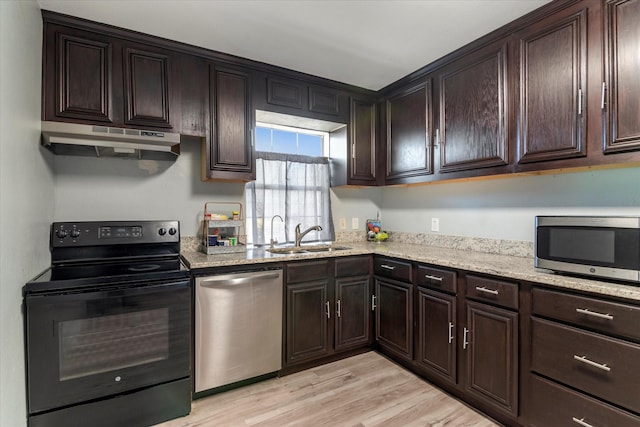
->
[[379, 167, 640, 241], [0, 1, 51, 426]]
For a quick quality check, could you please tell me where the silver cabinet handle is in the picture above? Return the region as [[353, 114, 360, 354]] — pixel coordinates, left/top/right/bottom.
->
[[371, 295, 377, 311], [601, 81, 606, 110], [573, 355, 611, 372], [336, 299, 341, 318], [475, 286, 499, 295], [576, 308, 613, 320], [351, 143, 356, 160], [380, 264, 395, 270], [425, 274, 443, 282], [463, 327, 469, 350], [448, 322, 454, 344], [434, 128, 440, 148], [325, 301, 331, 319], [573, 417, 595, 427], [578, 88, 583, 116]]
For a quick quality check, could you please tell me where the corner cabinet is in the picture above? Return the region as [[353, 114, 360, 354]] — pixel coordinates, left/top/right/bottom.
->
[[384, 79, 433, 184], [203, 63, 255, 181], [43, 23, 175, 130], [437, 39, 509, 173], [604, 0, 640, 154], [348, 97, 378, 185]]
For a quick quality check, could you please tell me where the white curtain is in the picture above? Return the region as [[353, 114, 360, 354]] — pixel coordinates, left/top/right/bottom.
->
[[246, 151, 335, 246]]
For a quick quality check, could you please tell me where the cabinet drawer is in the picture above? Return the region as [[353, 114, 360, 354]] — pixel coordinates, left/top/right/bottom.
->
[[530, 374, 640, 427], [416, 265, 456, 293], [531, 318, 640, 413], [465, 275, 518, 309], [335, 256, 370, 278], [286, 260, 330, 283], [374, 257, 412, 283], [532, 287, 640, 342]]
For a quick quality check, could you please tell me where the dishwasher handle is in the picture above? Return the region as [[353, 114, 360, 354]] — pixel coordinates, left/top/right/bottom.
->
[[199, 272, 281, 288]]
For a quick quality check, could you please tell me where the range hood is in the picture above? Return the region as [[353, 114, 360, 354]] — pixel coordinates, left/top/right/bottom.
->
[[41, 121, 181, 161]]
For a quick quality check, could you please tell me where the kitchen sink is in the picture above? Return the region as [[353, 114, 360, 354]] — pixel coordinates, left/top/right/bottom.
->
[[266, 244, 350, 254]]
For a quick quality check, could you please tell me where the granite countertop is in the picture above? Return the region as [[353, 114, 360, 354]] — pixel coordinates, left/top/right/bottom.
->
[[181, 241, 640, 302]]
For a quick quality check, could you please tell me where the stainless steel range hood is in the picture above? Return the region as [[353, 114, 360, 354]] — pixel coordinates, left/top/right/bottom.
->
[[41, 121, 181, 160]]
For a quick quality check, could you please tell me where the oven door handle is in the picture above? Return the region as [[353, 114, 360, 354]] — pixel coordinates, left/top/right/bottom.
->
[[128, 264, 162, 272], [199, 272, 281, 288]]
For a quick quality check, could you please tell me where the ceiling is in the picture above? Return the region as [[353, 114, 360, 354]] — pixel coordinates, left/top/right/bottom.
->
[[37, 0, 551, 91]]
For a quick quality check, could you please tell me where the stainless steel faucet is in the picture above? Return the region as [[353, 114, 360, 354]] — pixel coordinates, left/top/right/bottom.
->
[[294, 223, 323, 247], [270, 215, 284, 248]]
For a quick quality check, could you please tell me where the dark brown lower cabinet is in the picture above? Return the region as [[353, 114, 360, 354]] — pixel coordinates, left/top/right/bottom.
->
[[529, 375, 640, 427], [416, 287, 457, 385], [464, 300, 519, 418], [285, 258, 372, 368], [335, 276, 372, 351], [285, 280, 331, 365], [375, 277, 413, 363]]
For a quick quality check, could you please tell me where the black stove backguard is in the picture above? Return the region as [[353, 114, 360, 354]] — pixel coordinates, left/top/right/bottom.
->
[[24, 220, 191, 427]]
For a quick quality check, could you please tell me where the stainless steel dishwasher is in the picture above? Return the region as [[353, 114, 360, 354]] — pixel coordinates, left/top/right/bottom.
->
[[194, 268, 283, 393]]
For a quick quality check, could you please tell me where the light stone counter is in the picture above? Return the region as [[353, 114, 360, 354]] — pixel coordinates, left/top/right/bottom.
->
[[181, 241, 640, 302]]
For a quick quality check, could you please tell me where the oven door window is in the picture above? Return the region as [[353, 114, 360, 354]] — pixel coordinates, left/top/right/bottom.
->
[[26, 280, 190, 414], [58, 307, 170, 381]]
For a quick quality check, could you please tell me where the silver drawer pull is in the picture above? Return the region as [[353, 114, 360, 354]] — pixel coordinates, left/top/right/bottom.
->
[[573, 355, 611, 372], [336, 299, 341, 318], [475, 286, 499, 295], [448, 322, 454, 344], [371, 295, 377, 311], [576, 308, 614, 320], [463, 327, 469, 350], [325, 301, 331, 319], [380, 264, 396, 270], [425, 274, 443, 282], [573, 417, 595, 427]]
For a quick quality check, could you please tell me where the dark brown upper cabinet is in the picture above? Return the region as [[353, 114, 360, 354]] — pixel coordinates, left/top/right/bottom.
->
[[45, 28, 113, 123], [123, 44, 172, 128], [384, 79, 433, 183], [254, 72, 350, 123], [348, 97, 378, 185], [43, 23, 175, 131], [438, 40, 509, 173], [515, 5, 588, 164], [604, 0, 640, 154], [203, 63, 254, 181]]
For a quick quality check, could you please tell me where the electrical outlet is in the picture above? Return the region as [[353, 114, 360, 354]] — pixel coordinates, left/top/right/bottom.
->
[[351, 217, 359, 230], [431, 217, 440, 232], [339, 218, 346, 230]]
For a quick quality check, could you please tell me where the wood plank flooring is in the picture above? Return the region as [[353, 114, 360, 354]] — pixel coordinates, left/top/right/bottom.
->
[[155, 351, 500, 427]]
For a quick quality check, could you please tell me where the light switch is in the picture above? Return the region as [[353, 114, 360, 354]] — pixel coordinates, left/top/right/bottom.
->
[[431, 218, 440, 232], [339, 218, 346, 230], [352, 217, 359, 229]]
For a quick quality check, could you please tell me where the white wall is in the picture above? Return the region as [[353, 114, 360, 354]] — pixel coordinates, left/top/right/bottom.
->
[[0, 1, 50, 426], [380, 167, 640, 241], [53, 137, 246, 236], [331, 186, 383, 231]]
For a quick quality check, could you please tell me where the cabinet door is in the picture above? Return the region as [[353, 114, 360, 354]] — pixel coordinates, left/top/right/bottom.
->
[[335, 277, 371, 351], [604, 0, 640, 153], [123, 45, 172, 128], [416, 288, 457, 385], [285, 281, 331, 365], [375, 278, 413, 362], [349, 98, 378, 185], [385, 80, 432, 182], [464, 300, 518, 418], [516, 7, 587, 163], [439, 41, 509, 172], [51, 31, 113, 123], [205, 63, 255, 181]]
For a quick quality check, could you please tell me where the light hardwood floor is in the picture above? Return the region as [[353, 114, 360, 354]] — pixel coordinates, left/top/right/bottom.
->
[[156, 351, 499, 427]]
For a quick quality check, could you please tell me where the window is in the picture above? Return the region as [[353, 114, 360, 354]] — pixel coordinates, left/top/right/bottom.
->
[[246, 125, 334, 246]]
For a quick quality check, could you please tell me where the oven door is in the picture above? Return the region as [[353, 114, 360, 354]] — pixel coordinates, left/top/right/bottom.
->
[[25, 279, 190, 414]]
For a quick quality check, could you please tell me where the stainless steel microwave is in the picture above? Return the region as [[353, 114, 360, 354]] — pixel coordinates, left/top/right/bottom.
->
[[535, 216, 640, 283]]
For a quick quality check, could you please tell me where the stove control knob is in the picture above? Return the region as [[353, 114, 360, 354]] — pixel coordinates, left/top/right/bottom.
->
[[158, 228, 167, 236], [70, 229, 81, 239], [168, 227, 177, 236], [56, 229, 68, 239]]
